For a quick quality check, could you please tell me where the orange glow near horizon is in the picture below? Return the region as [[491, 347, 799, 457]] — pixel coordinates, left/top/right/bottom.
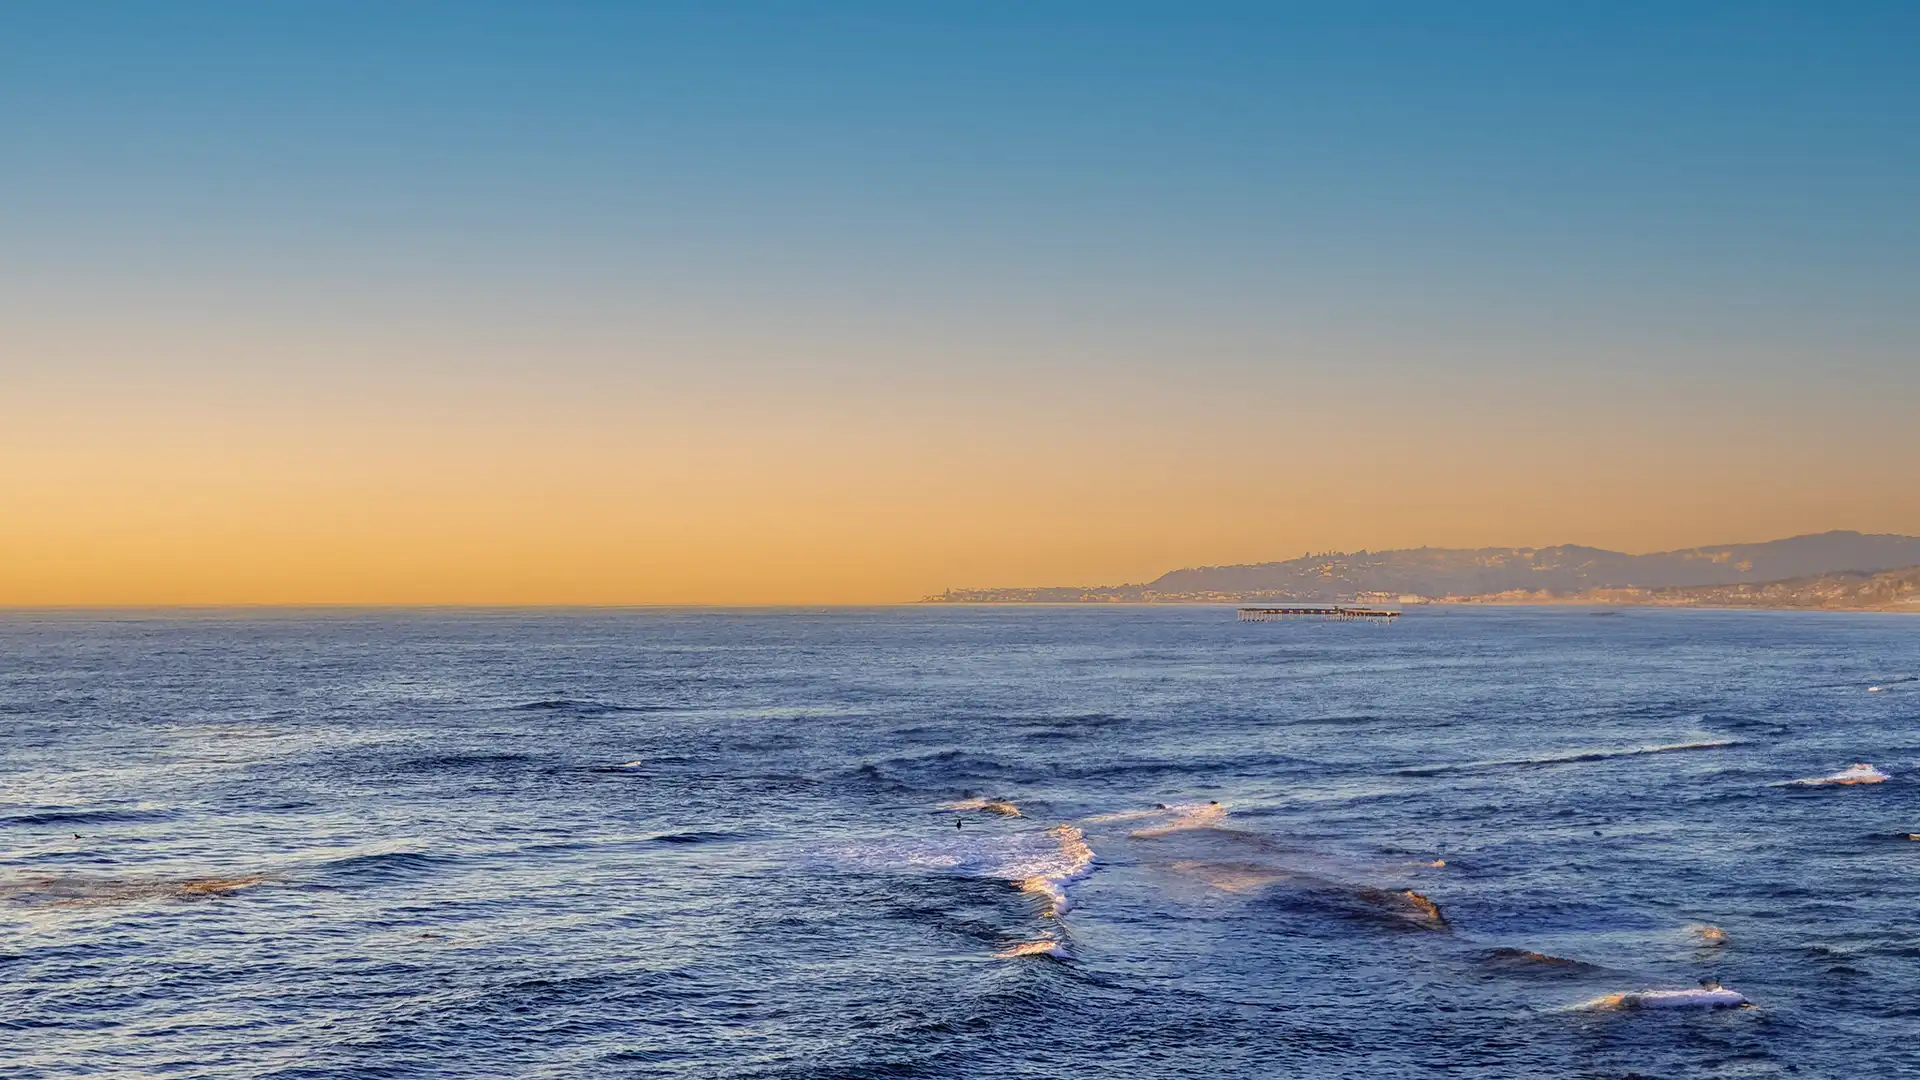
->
[[7, 345, 1917, 606]]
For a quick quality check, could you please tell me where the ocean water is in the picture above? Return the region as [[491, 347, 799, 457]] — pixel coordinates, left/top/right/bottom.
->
[[2, 606, 1916, 1079]]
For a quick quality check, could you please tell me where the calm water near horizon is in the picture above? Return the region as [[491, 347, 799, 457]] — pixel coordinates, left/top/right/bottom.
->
[[3, 606, 1916, 1078]]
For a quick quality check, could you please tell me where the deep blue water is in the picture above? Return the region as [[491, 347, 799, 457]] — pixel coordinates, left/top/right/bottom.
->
[[2, 606, 1917, 1078]]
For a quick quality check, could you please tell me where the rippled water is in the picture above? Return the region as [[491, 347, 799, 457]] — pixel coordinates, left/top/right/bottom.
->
[[3, 607, 1917, 1078]]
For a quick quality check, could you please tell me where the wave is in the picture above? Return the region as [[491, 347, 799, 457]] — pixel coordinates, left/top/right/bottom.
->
[[506, 698, 665, 714], [316, 849, 456, 882], [1, 806, 178, 828], [1165, 853, 1450, 931], [1573, 987, 1750, 1010], [1018, 826, 1095, 914], [646, 830, 738, 845], [1480, 948, 1606, 974], [590, 756, 695, 773], [829, 820, 1094, 916], [387, 752, 532, 776], [1251, 880, 1450, 932], [1397, 739, 1741, 776], [994, 939, 1066, 960], [941, 797, 1022, 817], [1355, 887, 1446, 928], [1781, 763, 1889, 787]]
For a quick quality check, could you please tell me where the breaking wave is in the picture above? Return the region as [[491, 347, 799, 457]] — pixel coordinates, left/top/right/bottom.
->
[[1397, 740, 1741, 776], [995, 939, 1067, 960], [941, 797, 1022, 817], [831, 820, 1094, 916], [1, 806, 178, 827], [1782, 763, 1889, 787], [505, 698, 667, 715], [1480, 947, 1604, 974], [1573, 987, 1750, 1010]]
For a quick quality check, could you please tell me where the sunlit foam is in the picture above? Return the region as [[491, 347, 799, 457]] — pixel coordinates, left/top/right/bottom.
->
[[1397, 889, 1444, 925], [1785, 763, 1889, 786], [1, 874, 270, 908], [994, 939, 1065, 959], [941, 797, 1022, 817], [829, 821, 1094, 917], [1167, 859, 1283, 894], [1574, 987, 1749, 1010], [1018, 825, 1094, 915], [1085, 801, 1226, 838]]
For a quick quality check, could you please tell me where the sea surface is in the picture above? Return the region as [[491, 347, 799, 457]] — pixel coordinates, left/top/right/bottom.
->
[[2, 606, 1917, 1079]]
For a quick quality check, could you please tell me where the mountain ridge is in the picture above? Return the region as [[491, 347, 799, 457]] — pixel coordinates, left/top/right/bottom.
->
[[1462, 564, 1920, 612], [923, 531, 1920, 604]]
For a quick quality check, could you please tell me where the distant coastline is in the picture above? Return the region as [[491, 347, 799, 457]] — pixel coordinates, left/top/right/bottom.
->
[[922, 531, 1920, 613]]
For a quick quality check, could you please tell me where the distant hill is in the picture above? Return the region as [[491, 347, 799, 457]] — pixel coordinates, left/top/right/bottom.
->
[[1471, 564, 1920, 612], [923, 531, 1920, 604]]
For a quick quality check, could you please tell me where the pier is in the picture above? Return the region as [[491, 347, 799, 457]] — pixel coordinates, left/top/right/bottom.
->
[[1238, 604, 1401, 621]]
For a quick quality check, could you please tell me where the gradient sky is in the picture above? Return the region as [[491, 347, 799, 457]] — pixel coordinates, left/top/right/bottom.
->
[[4, 2, 1917, 604]]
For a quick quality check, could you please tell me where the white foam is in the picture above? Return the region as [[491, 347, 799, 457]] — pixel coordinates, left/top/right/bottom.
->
[[1018, 825, 1094, 914], [995, 939, 1065, 959], [831, 822, 1093, 915], [1086, 802, 1227, 838], [1786, 763, 1889, 786], [1081, 807, 1164, 824], [1576, 987, 1749, 1010], [990, 937, 1067, 953]]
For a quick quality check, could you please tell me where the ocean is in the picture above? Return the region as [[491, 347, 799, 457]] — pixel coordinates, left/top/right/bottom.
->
[[2, 606, 1916, 1078]]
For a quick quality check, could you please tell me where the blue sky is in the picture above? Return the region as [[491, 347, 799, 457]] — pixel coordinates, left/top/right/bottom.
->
[[8, 2, 1914, 342]]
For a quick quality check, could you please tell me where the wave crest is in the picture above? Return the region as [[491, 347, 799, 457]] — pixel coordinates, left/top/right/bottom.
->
[[1398, 740, 1739, 776], [1575, 987, 1749, 1010], [942, 797, 1022, 817], [1784, 763, 1889, 786]]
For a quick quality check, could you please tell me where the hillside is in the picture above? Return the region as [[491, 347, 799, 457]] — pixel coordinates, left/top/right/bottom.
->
[[923, 531, 1920, 604], [1479, 564, 1920, 611]]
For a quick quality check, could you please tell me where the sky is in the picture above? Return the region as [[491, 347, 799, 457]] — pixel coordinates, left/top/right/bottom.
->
[[3, 2, 1917, 604]]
